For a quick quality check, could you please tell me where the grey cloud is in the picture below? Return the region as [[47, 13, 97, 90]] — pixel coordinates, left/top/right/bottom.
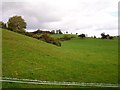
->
[[2, 2, 62, 29]]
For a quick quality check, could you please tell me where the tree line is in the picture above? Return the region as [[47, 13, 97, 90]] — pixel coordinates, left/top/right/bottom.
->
[[78, 33, 118, 40]]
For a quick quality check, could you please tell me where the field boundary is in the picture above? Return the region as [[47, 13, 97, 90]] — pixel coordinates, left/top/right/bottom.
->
[[0, 77, 119, 87]]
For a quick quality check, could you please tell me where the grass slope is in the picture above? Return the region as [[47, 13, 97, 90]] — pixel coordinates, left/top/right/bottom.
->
[[2, 29, 118, 88]]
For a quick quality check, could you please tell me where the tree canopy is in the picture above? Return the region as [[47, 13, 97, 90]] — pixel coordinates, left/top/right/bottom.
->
[[78, 34, 86, 38], [7, 16, 27, 32]]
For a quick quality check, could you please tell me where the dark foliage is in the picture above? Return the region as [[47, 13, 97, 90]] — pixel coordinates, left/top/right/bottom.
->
[[94, 36, 96, 38], [56, 29, 63, 34], [24, 32, 34, 37], [101, 33, 114, 40], [51, 30, 55, 34], [78, 34, 86, 38], [101, 33, 108, 39], [58, 29, 63, 34], [109, 36, 114, 39], [32, 29, 52, 34], [0, 21, 6, 29]]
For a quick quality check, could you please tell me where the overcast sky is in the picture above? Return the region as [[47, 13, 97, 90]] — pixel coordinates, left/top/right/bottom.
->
[[1, 0, 119, 37]]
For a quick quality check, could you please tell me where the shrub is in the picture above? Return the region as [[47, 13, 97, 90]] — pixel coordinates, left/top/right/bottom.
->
[[109, 36, 114, 39], [52, 40, 61, 46], [40, 34, 61, 46], [25, 32, 34, 37], [32, 34, 41, 39]]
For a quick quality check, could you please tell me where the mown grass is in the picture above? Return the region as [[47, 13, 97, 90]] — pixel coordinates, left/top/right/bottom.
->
[[2, 29, 118, 88]]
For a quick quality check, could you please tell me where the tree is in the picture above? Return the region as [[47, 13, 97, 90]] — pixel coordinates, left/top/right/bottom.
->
[[78, 34, 86, 38], [51, 30, 55, 34], [56, 30, 59, 34], [101, 32, 106, 39], [109, 36, 114, 39], [94, 35, 96, 38], [7, 16, 27, 32], [101, 33, 109, 39], [0, 21, 6, 29], [58, 29, 63, 34], [55, 29, 63, 34]]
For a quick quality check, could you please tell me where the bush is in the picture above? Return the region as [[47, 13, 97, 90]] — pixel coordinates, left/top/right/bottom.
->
[[109, 36, 114, 39], [32, 34, 41, 39], [40, 34, 61, 46], [24, 32, 34, 37], [52, 40, 61, 46]]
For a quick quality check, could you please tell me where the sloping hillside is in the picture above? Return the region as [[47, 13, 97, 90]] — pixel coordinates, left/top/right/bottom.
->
[[2, 29, 118, 86]]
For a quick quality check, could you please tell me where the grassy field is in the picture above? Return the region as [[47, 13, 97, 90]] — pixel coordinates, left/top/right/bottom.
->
[[2, 29, 118, 88], [50, 34, 77, 38]]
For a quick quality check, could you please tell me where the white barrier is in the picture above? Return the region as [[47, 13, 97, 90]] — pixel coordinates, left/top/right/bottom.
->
[[0, 77, 119, 87]]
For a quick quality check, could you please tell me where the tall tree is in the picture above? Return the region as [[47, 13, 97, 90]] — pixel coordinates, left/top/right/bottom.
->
[[101, 32, 107, 39], [56, 30, 59, 34], [58, 29, 63, 34], [7, 16, 27, 32], [51, 30, 55, 34]]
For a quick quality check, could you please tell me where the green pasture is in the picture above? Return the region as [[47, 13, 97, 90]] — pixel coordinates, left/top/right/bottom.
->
[[2, 29, 118, 88]]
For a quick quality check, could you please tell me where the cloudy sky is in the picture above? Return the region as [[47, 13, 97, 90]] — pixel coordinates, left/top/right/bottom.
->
[[1, 0, 119, 37]]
